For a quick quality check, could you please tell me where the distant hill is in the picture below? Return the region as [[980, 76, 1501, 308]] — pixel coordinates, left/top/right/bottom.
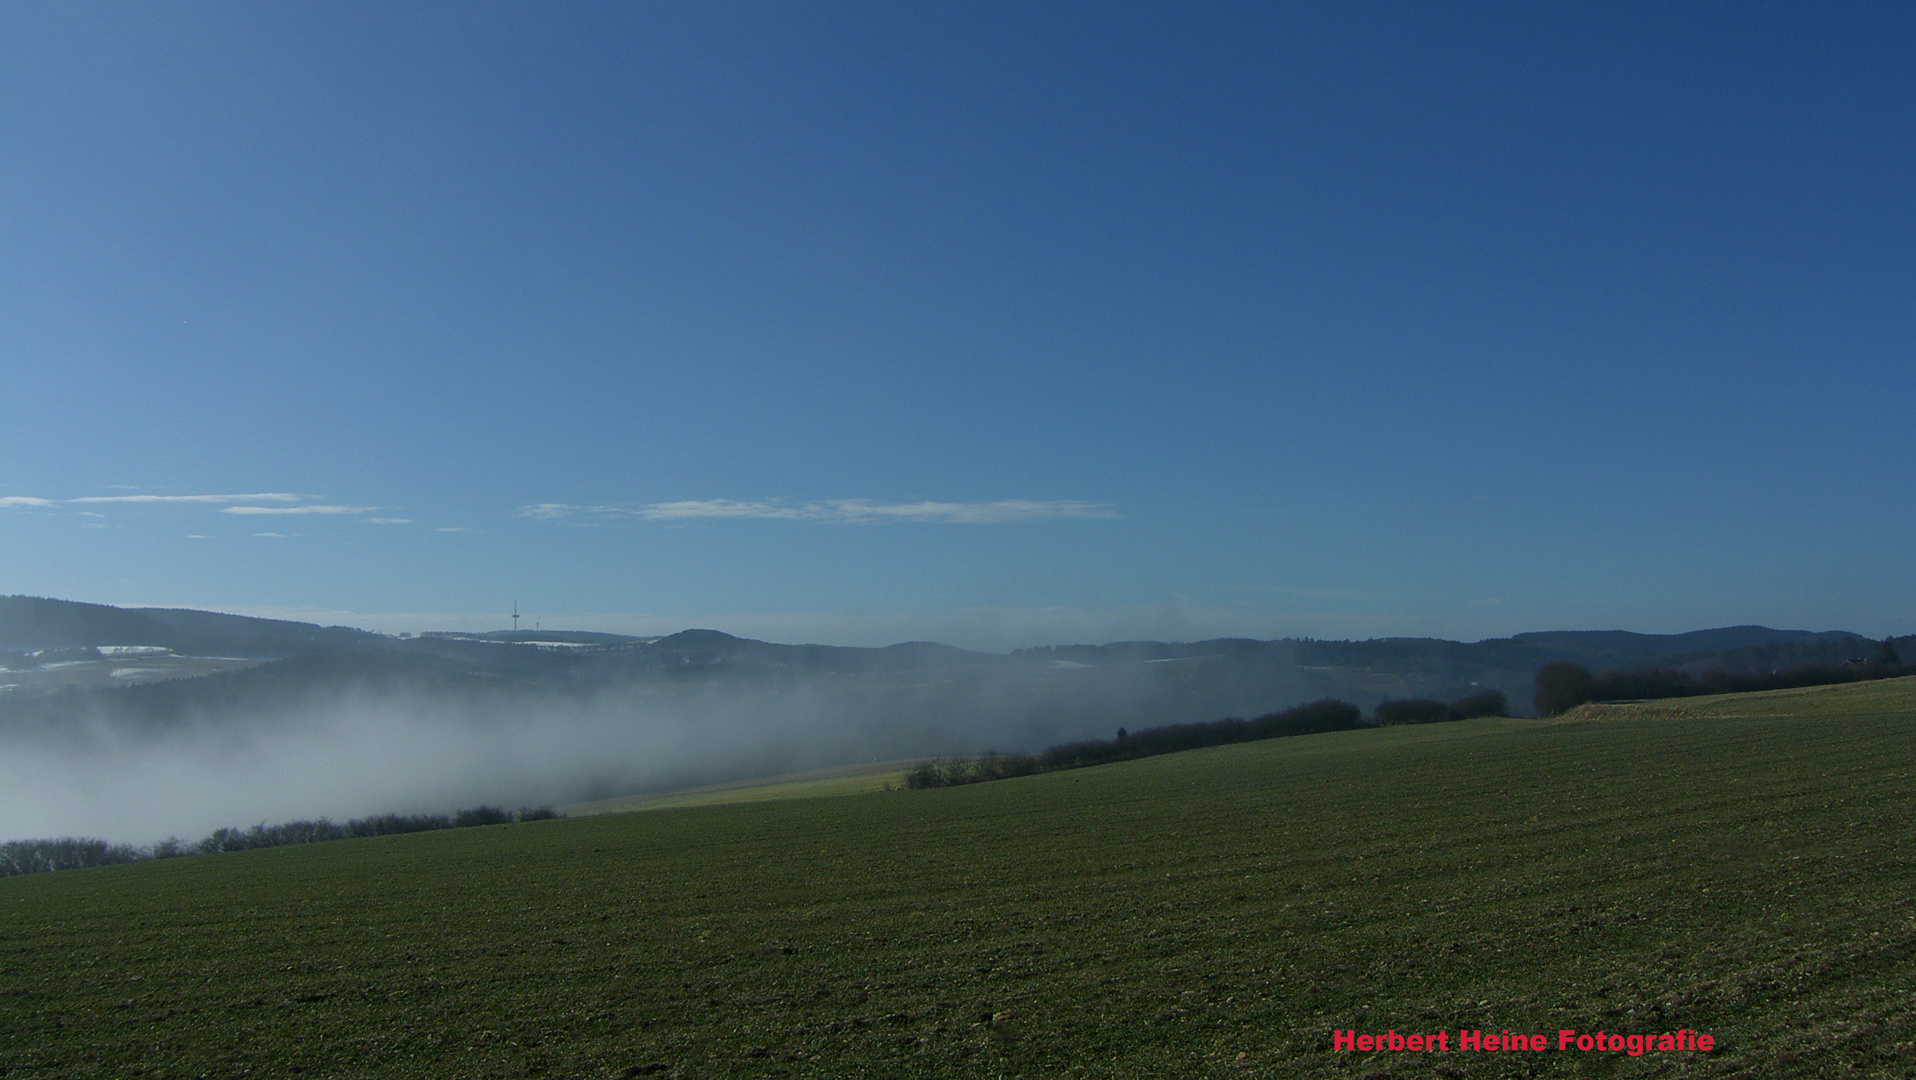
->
[[0, 596, 179, 650], [1, 597, 1907, 751], [1503, 625, 1868, 665], [0, 596, 389, 657]]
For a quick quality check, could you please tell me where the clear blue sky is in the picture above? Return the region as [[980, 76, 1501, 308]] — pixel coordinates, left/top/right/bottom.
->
[[2, 2, 1911, 649]]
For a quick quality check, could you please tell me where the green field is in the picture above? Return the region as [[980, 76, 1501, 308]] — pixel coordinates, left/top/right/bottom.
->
[[4, 679, 1915, 1078], [562, 760, 921, 816]]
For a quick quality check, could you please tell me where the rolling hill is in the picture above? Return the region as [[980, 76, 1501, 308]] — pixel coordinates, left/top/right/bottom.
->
[[2, 677, 1910, 1076]]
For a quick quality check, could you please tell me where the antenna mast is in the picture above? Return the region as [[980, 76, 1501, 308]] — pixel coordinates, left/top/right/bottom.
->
[[512, 600, 519, 633]]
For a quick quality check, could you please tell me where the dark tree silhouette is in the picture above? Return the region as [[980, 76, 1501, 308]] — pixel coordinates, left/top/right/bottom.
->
[[1534, 662, 1595, 716], [1374, 699, 1450, 725], [1448, 689, 1509, 719], [907, 699, 1367, 787]]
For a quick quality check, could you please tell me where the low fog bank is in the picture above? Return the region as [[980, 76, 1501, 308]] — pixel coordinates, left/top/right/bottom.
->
[[5, 609, 1888, 844], [2, 629, 1462, 844], [0, 662, 1262, 844], [0, 690, 885, 844]]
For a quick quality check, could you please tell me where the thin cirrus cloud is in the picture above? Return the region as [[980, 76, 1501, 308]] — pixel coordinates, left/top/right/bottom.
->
[[17, 492, 472, 532], [68, 493, 305, 504], [519, 498, 1119, 525], [221, 504, 376, 516]]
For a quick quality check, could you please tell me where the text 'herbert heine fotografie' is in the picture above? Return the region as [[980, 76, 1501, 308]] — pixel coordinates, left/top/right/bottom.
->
[[1332, 1028, 1715, 1056]]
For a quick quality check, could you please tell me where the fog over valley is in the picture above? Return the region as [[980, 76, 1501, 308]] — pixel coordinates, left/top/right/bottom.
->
[[3, 596, 1901, 844]]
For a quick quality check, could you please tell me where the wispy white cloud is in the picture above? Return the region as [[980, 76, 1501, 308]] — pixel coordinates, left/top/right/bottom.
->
[[222, 504, 374, 516], [252, 532, 295, 538], [436, 526, 478, 533], [185, 535, 210, 540], [520, 498, 1118, 525], [70, 493, 304, 504], [0, 496, 54, 509], [362, 517, 413, 525], [60, 491, 383, 523]]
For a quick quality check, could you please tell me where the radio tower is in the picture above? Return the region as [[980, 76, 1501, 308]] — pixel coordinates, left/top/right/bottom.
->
[[512, 601, 520, 633]]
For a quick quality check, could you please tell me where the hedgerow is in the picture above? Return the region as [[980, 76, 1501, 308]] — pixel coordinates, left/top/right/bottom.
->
[[0, 805, 564, 878]]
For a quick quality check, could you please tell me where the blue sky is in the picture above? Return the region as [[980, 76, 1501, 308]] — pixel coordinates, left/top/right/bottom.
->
[[2, 2, 1911, 649]]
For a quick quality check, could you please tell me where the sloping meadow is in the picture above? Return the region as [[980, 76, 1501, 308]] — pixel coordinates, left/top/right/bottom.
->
[[3, 679, 1914, 1077]]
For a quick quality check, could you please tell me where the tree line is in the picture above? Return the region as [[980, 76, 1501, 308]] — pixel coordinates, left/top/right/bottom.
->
[[905, 688, 1509, 789], [0, 805, 561, 879], [1532, 640, 1907, 716]]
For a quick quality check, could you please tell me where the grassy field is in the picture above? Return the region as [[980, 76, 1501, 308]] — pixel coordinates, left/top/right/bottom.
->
[[3, 679, 1914, 1078], [562, 760, 922, 816]]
